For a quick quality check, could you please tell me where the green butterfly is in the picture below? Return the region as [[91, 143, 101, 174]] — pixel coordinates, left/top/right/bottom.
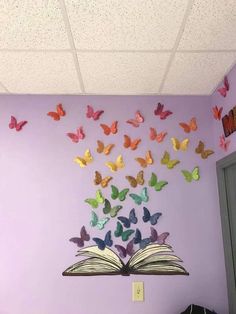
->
[[85, 189, 105, 209], [181, 166, 200, 183], [114, 221, 135, 241], [103, 199, 122, 217], [90, 211, 110, 230], [148, 172, 168, 191], [161, 151, 180, 169], [129, 187, 149, 205], [111, 185, 129, 201]]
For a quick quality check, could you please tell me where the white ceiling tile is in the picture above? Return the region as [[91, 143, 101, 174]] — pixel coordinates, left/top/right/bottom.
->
[[162, 53, 236, 95], [178, 0, 236, 50], [77, 52, 170, 94], [0, 52, 81, 94], [0, 0, 70, 49], [66, 0, 188, 50]]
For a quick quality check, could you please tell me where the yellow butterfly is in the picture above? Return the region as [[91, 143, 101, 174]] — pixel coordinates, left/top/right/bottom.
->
[[161, 151, 180, 169], [135, 150, 153, 168], [94, 171, 113, 188], [171, 137, 189, 151], [74, 149, 93, 168], [105, 155, 125, 172], [96, 140, 115, 155], [125, 170, 144, 188]]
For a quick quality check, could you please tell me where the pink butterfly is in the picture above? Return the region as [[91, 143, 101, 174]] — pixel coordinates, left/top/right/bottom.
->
[[217, 76, 229, 97], [9, 116, 28, 131], [126, 111, 144, 127], [67, 127, 85, 143], [154, 103, 173, 120], [219, 135, 230, 152], [149, 127, 167, 143], [86, 105, 104, 121], [149, 227, 169, 245]]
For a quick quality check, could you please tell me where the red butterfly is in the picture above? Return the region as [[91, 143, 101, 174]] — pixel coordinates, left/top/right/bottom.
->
[[154, 103, 173, 120], [67, 127, 85, 143], [126, 111, 144, 127], [9, 116, 27, 131], [47, 103, 66, 121], [217, 76, 229, 97], [86, 105, 104, 121], [219, 135, 230, 152], [212, 105, 223, 121], [149, 127, 167, 143]]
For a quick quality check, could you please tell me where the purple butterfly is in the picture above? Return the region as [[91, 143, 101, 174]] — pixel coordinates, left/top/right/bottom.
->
[[93, 230, 113, 250], [69, 226, 90, 247], [134, 228, 151, 249], [150, 227, 169, 245], [115, 240, 134, 258], [117, 208, 138, 228], [142, 207, 162, 225]]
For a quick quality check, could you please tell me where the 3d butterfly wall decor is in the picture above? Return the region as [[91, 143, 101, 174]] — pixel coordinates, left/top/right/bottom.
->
[[111, 185, 129, 202], [67, 127, 85, 143], [115, 240, 134, 258], [149, 127, 167, 143], [219, 135, 230, 152], [126, 111, 144, 127], [195, 141, 214, 159], [179, 117, 197, 133], [9, 116, 28, 131], [85, 189, 105, 209], [74, 149, 93, 167], [103, 199, 122, 218], [142, 207, 162, 226], [96, 140, 114, 155], [105, 155, 125, 172], [117, 208, 138, 228], [133, 228, 151, 249], [86, 105, 104, 121], [135, 150, 153, 168], [123, 135, 141, 150], [114, 222, 135, 241], [100, 121, 118, 135], [93, 230, 113, 250], [181, 166, 200, 183], [218, 76, 229, 97], [129, 187, 149, 205], [125, 170, 144, 188], [148, 172, 168, 191], [90, 211, 110, 230], [154, 102, 173, 120], [69, 226, 90, 247], [171, 137, 189, 151], [161, 151, 180, 169], [47, 103, 65, 121], [149, 227, 169, 245], [94, 171, 113, 188], [212, 106, 223, 121]]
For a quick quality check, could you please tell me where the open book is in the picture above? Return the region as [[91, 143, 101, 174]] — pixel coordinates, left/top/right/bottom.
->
[[62, 243, 189, 276]]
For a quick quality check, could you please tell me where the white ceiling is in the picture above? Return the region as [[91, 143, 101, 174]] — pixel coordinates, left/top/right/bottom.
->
[[0, 0, 236, 95]]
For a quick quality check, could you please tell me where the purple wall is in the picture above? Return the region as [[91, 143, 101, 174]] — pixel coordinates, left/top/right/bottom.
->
[[0, 93, 229, 314]]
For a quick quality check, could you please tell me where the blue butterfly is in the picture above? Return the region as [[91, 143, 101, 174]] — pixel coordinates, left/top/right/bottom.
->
[[93, 230, 113, 250], [142, 207, 162, 225], [117, 208, 138, 228], [129, 187, 149, 205], [133, 228, 151, 249]]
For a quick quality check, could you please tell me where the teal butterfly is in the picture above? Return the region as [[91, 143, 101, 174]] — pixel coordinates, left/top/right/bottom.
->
[[84, 189, 105, 209], [114, 221, 135, 241], [90, 211, 110, 230], [148, 172, 168, 191], [111, 185, 129, 201], [129, 187, 149, 205], [103, 199, 122, 217], [181, 166, 200, 183]]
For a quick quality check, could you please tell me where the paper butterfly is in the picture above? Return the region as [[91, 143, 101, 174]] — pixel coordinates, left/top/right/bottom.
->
[[117, 208, 138, 228], [142, 207, 162, 226], [69, 226, 90, 247], [86, 105, 104, 121], [94, 171, 112, 188], [149, 127, 167, 143], [123, 135, 141, 150], [114, 222, 135, 241], [9, 116, 27, 131], [181, 166, 200, 183], [161, 151, 180, 169], [90, 211, 110, 230], [103, 199, 122, 217], [47, 103, 65, 121], [219, 135, 230, 152], [93, 230, 113, 250], [125, 170, 144, 188], [171, 137, 189, 151], [212, 105, 223, 121], [96, 140, 114, 155], [105, 155, 125, 172], [126, 111, 144, 127], [134, 228, 151, 249], [74, 149, 93, 167], [129, 187, 149, 205], [115, 240, 134, 258], [135, 150, 153, 168], [100, 121, 118, 135], [111, 185, 129, 202], [195, 141, 214, 159], [179, 117, 197, 133], [85, 189, 105, 209], [149, 227, 169, 245], [218, 76, 229, 97], [148, 172, 168, 191], [154, 102, 173, 120], [67, 127, 85, 143]]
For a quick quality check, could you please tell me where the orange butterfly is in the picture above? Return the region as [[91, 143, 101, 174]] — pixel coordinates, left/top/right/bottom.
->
[[212, 106, 223, 121], [149, 128, 167, 143], [126, 111, 144, 127], [97, 140, 114, 155], [47, 103, 65, 121], [100, 121, 118, 135], [123, 135, 141, 151], [179, 117, 197, 133], [135, 150, 153, 168]]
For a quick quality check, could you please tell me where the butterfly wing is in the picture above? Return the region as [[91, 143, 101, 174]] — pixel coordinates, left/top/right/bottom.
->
[[150, 212, 162, 225], [69, 237, 84, 247], [212, 106, 223, 120], [156, 132, 167, 143], [157, 232, 169, 245], [154, 103, 163, 116], [118, 188, 129, 201], [74, 157, 87, 168], [135, 157, 147, 168], [92, 237, 106, 250], [180, 138, 189, 151], [171, 137, 180, 151], [224, 76, 229, 91], [129, 193, 142, 205], [67, 132, 79, 143], [104, 231, 113, 248], [154, 180, 168, 191], [56, 104, 65, 117], [97, 217, 110, 230], [134, 228, 142, 244], [136, 170, 144, 186], [146, 150, 153, 165], [140, 238, 151, 249], [195, 141, 204, 155], [167, 159, 180, 169], [47, 111, 60, 120], [110, 121, 118, 134], [142, 207, 151, 223], [105, 161, 117, 172], [115, 155, 125, 169], [94, 171, 102, 185], [84, 149, 93, 164], [149, 127, 157, 140], [148, 172, 157, 187], [179, 122, 190, 133], [130, 138, 141, 150], [86, 105, 94, 118], [129, 208, 138, 225], [192, 166, 200, 181], [9, 116, 17, 129], [160, 110, 172, 120], [103, 144, 114, 155], [121, 229, 135, 242], [15, 120, 28, 131], [135, 111, 144, 123], [114, 222, 123, 237], [110, 205, 122, 218], [101, 176, 112, 188], [100, 124, 111, 135], [118, 216, 131, 228], [125, 175, 137, 188], [97, 140, 105, 153], [217, 87, 227, 97], [150, 227, 158, 242], [161, 151, 170, 165], [115, 244, 127, 258], [181, 170, 193, 182], [77, 127, 85, 140], [126, 119, 139, 127], [80, 226, 90, 241], [103, 199, 111, 214], [126, 239, 135, 256], [85, 198, 98, 209], [90, 211, 98, 227], [190, 117, 197, 131], [96, 189, 104, 204], [93, 110, 104, 121], [201, 149, 214, 159], [111, 185, 119, 200], [140, 187, 149, 202]]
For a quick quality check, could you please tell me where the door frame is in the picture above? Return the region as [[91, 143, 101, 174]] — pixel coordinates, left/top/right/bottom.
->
[[216, 151, 236, 314]]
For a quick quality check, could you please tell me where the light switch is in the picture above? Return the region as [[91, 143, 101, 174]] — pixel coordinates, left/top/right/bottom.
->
[[132, 281, 144, 302]]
